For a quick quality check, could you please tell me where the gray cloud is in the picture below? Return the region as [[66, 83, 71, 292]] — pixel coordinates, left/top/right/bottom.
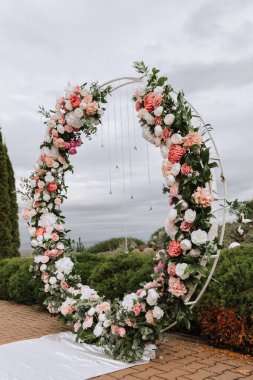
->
[[1, 0, 253, 249]]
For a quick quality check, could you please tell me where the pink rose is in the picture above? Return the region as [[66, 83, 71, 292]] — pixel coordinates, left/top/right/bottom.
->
[[51, 233, 59, 242], [83, 316, 93, 329], [83, 94, 92, 103], [46, 182, 58, 192], [154, 261, 166, 273], [69, 95, 81, 108], [54, 138, 65, 148], [74, 321, 81, 332], [135, 99, 142, 111], [95, 302, 110, 314], [162, 128, 172, 140], [51, 129, 59, 138], [58, 156, 66, 164], [169, 183, 179, 197], [133, 302, 142, 316], [54, 197, 62, 205], [125, 319, 136, 328], [69, 147, 77, 155], [117, 327, 126, 338], [145, 310, 154, 325], [144, 92, 155, 112], [180, 221, 192, 232], [162, 160, 173, 177], [153, 93, 163, 108], [167, 264, 176, 276], [74, 139, 83, 147], [181, 163, 192, 176], [168, 277, 187, 297], [183, 132, 203, 149], [65, 125, 73, 133], [55, 225, 64, 232], [60, 304, 75, 316], [60, 280, 69, 289]]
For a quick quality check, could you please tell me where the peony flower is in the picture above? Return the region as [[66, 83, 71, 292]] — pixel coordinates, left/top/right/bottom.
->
[[145, 310, 154, 325], [184, 209, 196, 223], [169, 277, 187, 297], [165, 219, 178, 239], [153, 306, 164, 320], [86, 101, 98, 116], [164, 114, 175, 125], [162, 160, 173, 177], [167, 208, 177, 221], [83, 316, 94, 329], [169, 183, 179, 197], [46, 182, 58, 192], [143, 92, 155, 112], [69, 95, 81, 108], [180, 239, 192, 251], [181, 163, 193, 176], [191, 229, 208, 245], [80, 286, 98, 301], [192, 187, 213, 207], [146, 288, 159, 306], [168, 241, 181, 257], [183, 132, 203, 149], [55, 257, 74, 275], [168, 145, 186, 163], [175, 263, 189, 280], [39, 212, 57, 227]]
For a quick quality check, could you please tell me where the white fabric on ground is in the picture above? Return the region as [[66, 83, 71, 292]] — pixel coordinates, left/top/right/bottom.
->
[[0, 332, 156, 380]]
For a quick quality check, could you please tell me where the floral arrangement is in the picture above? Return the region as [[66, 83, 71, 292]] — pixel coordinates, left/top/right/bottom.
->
[[21, 62, 218, 362]]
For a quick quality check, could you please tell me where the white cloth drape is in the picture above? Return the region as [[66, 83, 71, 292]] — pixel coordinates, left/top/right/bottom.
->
[[0, 332, 156, 380]]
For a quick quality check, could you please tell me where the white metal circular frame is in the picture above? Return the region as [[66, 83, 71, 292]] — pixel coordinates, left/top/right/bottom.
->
[[100, 76, 227, 330]]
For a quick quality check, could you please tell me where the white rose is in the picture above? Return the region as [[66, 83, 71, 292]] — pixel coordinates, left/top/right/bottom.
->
[[153, 86, 164, 94], [165, 174, 175, 186], [34, 255, 43, 263], [57, 242, 65, 250], [134, 86, 145, 97], [80, 286, 98, 301], [31, 239, 39, 247], [191, 229, 208, 245], [154, 106, 163, 116], [180, 239, 192, 251], [144, 112, 154, 125], [164, 114, 175, 125], [44, 172, 54, 183], [146, 288, 159, 306], [166, 139, 173, 148], [184, 209, 196, 223], [139, 289, 147, 298], [80, 100, 87, 110], [122, 293, 138, 311], [170, 133, 183, 145], [36, 235, 43, 242], [160, 146, 168, 158], [40, 264, 47, 272], [93, 323, 104, 337], [49, 276, 57, 285], [48, 203, 53, 210], [43, 193, 51, 202], [189, 248, 201, 257], [65, 100, 72, 110], [142, 125, 155, 144], [56, 272, 64, 280], [178, 200, 188, 210], [168, 208, 177, 221], [87, 307, 96, 316], [30, 180, 37, 188], [103, 319, 111, 328], [153, 306, 164, 320], [74, 108, 83, 118], [57, 125, 65, 134], [55, 257, 74, 275], [175, 263, 189, 280], [53, 161, 59, 169], [172, 163, 181, 176], [98, 313, 106, 322], [154, 125, 163, 137]]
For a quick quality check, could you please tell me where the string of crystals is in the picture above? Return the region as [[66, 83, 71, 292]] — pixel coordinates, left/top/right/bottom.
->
[[119, 85, 128, 253], [125, 85, 134, 200], [113, 92, 119, 169], [146, 142, 153, 211], [106, 99, 112, 195], [131, 84, 138, 150]]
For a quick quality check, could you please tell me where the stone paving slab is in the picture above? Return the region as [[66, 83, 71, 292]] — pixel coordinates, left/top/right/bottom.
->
[[1, 300, 253, 380]]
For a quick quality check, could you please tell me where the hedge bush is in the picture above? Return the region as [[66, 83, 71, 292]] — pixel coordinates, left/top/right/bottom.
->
[[196, 244, 253, 354], [87, 237, 145, 253]]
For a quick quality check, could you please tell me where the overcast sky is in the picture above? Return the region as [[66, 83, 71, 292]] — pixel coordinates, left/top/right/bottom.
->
[[0, 0, 252, 249]]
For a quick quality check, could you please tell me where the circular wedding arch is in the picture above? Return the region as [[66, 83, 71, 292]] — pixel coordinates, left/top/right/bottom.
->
[[100, 75, 227, 330], [22, 63, 227, 362]]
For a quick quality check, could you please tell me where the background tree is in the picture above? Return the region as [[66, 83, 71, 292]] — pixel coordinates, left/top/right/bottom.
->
[[0, 129, 13, 258], [4, 143, 20, 256]]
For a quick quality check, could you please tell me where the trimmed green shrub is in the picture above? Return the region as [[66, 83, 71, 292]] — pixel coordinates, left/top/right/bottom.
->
[[88, 253, 154, 300], [87, 237, 145, 254]]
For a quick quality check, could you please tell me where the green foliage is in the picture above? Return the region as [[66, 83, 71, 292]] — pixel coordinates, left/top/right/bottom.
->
[[88, 253, 153, 300], [4, 144, 20, 256], [221, 222, 253, 247], [198, 244, 253, 316], [0, 258, 45, 305], [87, 237, 145, 254], [0, 130, 13, 258]]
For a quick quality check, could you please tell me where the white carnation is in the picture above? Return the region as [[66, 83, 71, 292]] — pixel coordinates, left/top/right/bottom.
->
[[175, 263, 189, 280], [55, 257, 74, 275], [146, 288, 159, 306], [184, 209, 196, 223], [191, 229, 208, 245], [164, 114, 175, 125], [153, 306, 164, 320]]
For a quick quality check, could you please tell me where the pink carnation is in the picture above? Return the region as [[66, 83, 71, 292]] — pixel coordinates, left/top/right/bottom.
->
[[168, 241, 181, 257], [168, 145, 186, 164], [167, 264, 176, 276], [168, 277, 187, 297]]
